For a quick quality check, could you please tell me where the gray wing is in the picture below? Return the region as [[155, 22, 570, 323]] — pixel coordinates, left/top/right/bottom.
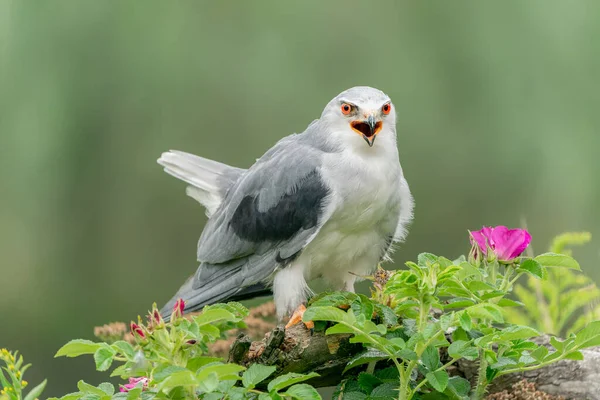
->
[[162, 134, 333, 316]]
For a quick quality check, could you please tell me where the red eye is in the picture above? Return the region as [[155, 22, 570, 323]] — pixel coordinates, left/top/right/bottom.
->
[[341, 103, 353, 115], [382, 103, 391, 115]]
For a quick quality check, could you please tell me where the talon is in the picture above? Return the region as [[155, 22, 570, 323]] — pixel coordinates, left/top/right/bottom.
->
[[285, 304, 314, 331]]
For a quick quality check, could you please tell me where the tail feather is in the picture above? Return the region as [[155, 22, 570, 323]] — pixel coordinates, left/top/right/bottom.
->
[[157, 150, 245, 216]]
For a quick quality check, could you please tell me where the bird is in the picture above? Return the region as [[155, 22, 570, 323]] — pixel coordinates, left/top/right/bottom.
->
[[157, 86, 414, 327]]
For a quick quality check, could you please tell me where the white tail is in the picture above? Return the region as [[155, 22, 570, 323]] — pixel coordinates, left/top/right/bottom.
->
[[157, 150, 244, 216]]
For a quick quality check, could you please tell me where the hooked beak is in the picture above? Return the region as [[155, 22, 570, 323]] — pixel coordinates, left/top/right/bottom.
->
[[350, 115, 382, 147]]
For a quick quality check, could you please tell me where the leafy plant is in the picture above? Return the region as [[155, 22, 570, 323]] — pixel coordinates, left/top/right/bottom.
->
[[505, 232, 599, 337], [52, 302, 320, 399], [303, 227, 600, 400], [0, 349, 47, 400]]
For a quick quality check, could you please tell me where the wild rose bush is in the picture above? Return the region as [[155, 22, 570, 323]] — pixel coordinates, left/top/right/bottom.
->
[[2, 227, 599, 400]]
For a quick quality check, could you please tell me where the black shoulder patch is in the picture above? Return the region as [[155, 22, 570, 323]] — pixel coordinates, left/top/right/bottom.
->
[[229, 170, 328, 242]]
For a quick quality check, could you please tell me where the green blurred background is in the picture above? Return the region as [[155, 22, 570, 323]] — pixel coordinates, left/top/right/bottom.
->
[[1, 0, 598, 396]]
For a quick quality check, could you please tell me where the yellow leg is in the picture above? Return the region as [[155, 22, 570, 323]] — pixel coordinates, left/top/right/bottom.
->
[[284, 304, 315, 330]]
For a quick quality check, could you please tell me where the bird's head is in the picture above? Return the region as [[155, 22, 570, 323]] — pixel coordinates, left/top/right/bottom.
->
[[320, 86, 396, 150]]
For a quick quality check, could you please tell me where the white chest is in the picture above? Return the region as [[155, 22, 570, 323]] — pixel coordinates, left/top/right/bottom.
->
[[300, 148, 402, 285]]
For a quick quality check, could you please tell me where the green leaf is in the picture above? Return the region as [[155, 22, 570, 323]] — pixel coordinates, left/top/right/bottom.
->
[[194, 308, 236, 326], [111, 341, 135, 360], [77, 380, 107, 396], [24, 379, 47, 400], [517, 259, 547, 279], [497, 298, 524, 307], [459, 312, 472, 331], [153, 365, 188, 381], [187, 356, 222, 372], [242, 364, 277, 389], [550, 336, 566, 353], [443, 298, 476, 310], [55, 340, 102, 357], [397, 349, 418, 361], [534, 253, 581, 270], [343, 349, 389, 373], [421, 346, 440, 371], [467, 281, 495, 292], [495, 325, 541, 341], [283, 383, 322, 400], [574, 321, 600, 349], [357, 373, 382, 393], [94, 346, 116, 372], [303, 306, 354, 325], [370, 382, 398, 398], [564, 350, 584, 360], [160, 370, 198, 389], [530, 345, 549, 361], [267, 372, 319, 392], [326, 323, 355, 335], [418, 252, 439, 268], [97, 383, 114, 396], [445, 376, 470, 398], [426, 370, 449, 392], [490, 357, 518, 370], [197, 363, 245, 381], [448, 340, 478, 361], [466, 304, 504, 322], [198, 372, 219, 393]]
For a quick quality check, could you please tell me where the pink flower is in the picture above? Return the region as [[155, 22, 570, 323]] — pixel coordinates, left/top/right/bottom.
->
[[469, 226, 531, 263], [120, 377, 148, 392], [130, 322, 146, 339], [172, 298, 185, 319]]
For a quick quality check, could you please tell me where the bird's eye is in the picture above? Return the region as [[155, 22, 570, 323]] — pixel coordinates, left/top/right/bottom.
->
[[382, 103, 391, 115], [341, 103, 353, 115]]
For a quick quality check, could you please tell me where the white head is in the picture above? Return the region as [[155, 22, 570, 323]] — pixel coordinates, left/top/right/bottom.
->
[[319, 86, 397, 152]]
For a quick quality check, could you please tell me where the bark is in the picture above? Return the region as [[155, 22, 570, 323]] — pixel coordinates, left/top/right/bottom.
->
[[229, 327, 600, 399]]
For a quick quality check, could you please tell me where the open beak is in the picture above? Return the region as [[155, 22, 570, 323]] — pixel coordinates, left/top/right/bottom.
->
[[350, 115, 382, 147]]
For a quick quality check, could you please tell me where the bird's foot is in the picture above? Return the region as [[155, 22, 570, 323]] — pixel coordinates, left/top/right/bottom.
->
[[284, 304, 314, 332]]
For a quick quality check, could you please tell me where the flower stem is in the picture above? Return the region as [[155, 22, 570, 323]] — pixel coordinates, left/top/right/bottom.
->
[[471, 350, 488, 400]]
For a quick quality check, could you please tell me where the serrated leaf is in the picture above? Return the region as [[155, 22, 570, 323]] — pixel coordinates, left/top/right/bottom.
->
[[77, 380, 107, 396], [94, 346, 116, 372], [397, 349, 417, 361], [495, 325, 541, 341], [55, 340, 102, 357], [421, 346, 440, 371], [24, 379, 47, 400], [370, 382, 398, 398], [153, 365, 188, 381], [160, 370, 198, 389], [343, 349, 389, 373], [242, 364, 276, 389], [448, 340, 478, 361], [97, 382, 114, 396], [198, 372, 219, 393], [111, 341, 135, 360], [459, 312, 472, 331], [530, 345, 549, 361], [534, 253, 581, 270], [446, 376, 470, 398], [283, 383, 322, 400], [197, 363, 245, 381], [490, 357, 517, 370], [357, 373, 382, 393], [467, 281, 495, 292], [194, 308, 236, 326], [443, 298, 476, 310], [267, 372, 319, 392], [303, 306, 354, 325], [426, 370, 449, 392], [517, 259, 547, 279], [574, 321, 600, 349]]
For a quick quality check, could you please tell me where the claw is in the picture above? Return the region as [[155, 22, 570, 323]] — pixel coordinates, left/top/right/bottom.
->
[[284, 304, 315, 331]]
